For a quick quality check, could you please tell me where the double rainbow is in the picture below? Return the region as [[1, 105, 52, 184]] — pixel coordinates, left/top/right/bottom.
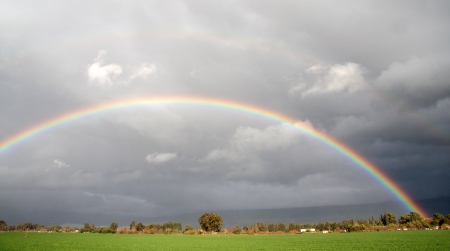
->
[[0, 96, 428, 217]]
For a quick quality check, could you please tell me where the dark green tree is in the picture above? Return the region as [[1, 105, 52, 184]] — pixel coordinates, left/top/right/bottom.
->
[[288, 222, 296, 231], [130, 220, 136, 230], [81, 223, 91, 233], [277, 223, 286, 232], [399, 212, 423, 224], [399, 212, 429, 229], [22, 222, 32, 231], [380, 211, 397, 225], [259, 222, 268, 232], [198, 212, 223, 232], [110, 222, 118, 232], [135, 222, 144, 231], [233, 225, 242, 234], [432, 213, 446, 226], [0, 220, 7, 231]]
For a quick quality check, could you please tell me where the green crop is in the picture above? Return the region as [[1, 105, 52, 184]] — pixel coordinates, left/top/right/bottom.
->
[[1, 231, 449, 250]]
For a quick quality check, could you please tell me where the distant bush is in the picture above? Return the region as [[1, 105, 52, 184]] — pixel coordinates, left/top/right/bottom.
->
[[116, 228, 137, 234], [233, 225, 242, 234], [100, 228, 114, 233], [347, 224, 365, 232]]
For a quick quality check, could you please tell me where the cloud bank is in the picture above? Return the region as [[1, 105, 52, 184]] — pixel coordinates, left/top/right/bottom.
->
[[0, 0, 449, 225]]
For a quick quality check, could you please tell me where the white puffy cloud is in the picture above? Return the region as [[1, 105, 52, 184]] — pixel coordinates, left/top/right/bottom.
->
[[146, 152, 177, 164], [87, 50, 122, 85], [53, 159, 70, 168], [290, 62, 367, 98], [128, 62, 156, 82]]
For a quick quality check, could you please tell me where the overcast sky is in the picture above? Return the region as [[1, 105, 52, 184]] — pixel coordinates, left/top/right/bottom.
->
[[1, 0, 449, 225]]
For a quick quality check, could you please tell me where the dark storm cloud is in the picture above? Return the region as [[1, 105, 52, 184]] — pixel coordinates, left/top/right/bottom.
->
[[0, 0, 449, 225]]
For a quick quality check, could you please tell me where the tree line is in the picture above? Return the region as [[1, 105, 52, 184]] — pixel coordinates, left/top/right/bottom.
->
[[232, 212, 450, 234], [1, 211, 449, 234]]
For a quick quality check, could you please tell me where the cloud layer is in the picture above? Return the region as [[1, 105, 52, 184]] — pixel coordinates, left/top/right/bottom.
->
[[0, 0, 449, 225]]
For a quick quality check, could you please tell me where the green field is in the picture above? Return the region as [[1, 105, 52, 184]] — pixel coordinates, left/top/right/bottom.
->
[[1, 231, 449, 250]]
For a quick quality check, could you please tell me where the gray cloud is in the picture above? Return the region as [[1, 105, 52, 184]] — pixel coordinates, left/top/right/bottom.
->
[[146, 152, 177, 164], [0, 0, 449, 225]]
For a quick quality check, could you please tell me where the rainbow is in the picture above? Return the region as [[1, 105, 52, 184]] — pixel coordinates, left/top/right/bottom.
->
[[0, 96, 428, 217]]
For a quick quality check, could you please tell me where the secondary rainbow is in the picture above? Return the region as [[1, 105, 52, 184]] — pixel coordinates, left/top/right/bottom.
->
[[0, 96, 428, 217]]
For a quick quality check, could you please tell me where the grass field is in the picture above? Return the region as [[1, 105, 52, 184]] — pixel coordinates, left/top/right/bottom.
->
[[1, 231, 449, 251]]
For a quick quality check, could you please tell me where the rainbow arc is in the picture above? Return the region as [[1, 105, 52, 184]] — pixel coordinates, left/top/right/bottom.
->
[[0, 96, 428, 218]]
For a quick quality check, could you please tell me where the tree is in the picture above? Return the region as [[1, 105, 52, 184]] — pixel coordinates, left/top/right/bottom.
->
[[288, 222, 296, 231], [0, 220, 7, 231], [380, 211, 397, 225], [254, 223, 260, 233], [47, 224, 55, 232], [198, 212, 223, 232], [130, 220, 136, 230], [277, 223, 286, 232], [136, 222, 144, 232], [33, 224, 45, 231], [110, 222, 118, 232], [233, 225, 242, 234], [399, 212, 428, 229], [400, 212, 423, 224], [80, 223, 91, 233], [22, 222, 32, 231], [259, 222, 268, 232]]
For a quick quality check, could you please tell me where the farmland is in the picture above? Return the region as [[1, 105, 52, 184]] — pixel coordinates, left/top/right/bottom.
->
[[1, 231, 449, 251]]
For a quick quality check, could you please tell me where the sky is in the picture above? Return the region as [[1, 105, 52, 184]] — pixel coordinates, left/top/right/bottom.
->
[[1, 0, 449, 226]]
